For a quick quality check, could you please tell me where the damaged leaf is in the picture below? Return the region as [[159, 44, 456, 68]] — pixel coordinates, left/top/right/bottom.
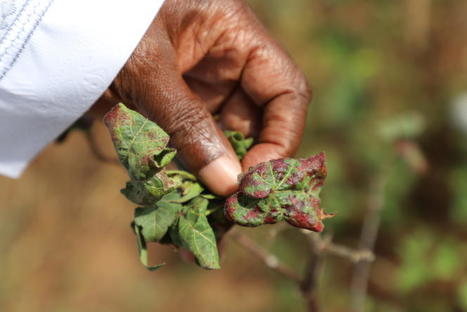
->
[[225, 153, 333, 232], [104, 103, 176, 180]]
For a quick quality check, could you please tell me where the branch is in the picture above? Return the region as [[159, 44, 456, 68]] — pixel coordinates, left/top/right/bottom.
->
[[231, 228, 376, 312], [350, 173, 387, 312], [300, 233, 330, 312], [299, 231, 376, 312], [301, 231, 375, 263], [230, 231, 302, 283]]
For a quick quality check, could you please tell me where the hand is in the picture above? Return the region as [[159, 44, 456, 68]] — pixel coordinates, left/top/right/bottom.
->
[[96, 0, 311, 196]]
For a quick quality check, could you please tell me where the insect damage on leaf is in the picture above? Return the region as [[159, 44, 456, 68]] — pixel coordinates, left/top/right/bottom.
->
[[224, 153, 334, 232], [104, 103, 332, 271], [104, 103, 176, 180]]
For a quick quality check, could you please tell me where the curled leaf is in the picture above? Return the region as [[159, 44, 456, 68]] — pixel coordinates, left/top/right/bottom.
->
[[224, 130, 254, 160], [225, 153, 333, 232], [121, 174, 171, 205]]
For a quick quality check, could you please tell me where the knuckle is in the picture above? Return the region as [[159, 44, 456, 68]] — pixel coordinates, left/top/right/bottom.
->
[[165, 100, 210, 137], [295, 73, 312, 104]]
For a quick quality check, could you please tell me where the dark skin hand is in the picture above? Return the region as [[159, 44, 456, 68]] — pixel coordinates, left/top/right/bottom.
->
[[95, 0, 311, 196]]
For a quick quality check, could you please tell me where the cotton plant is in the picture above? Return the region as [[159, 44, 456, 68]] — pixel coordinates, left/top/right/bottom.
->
[[104, 103, 333, 270]]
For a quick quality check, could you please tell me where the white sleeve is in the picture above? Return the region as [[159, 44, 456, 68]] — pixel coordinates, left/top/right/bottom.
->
[[0, 0, 165, 178]]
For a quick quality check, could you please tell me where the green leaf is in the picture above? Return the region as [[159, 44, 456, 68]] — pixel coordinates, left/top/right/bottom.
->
[[104, 103, 176, 180], [159, 183, 204, 204], [134, 200, 181, 242], [224, 130, 254, 160], [169, 222, 183, 247], [164, 170, 204, 203], [121, 174, 171, 205], [178, 197, 220, 269]]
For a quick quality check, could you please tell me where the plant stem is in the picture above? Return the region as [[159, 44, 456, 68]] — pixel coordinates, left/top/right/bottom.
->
[[350, 173, 387, 312]]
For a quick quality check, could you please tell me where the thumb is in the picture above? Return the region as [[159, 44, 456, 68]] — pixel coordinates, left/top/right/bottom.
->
[[150, 92, 242, 196]]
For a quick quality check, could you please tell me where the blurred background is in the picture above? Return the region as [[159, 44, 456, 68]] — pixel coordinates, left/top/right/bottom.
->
[[1, 0, 467, 311]]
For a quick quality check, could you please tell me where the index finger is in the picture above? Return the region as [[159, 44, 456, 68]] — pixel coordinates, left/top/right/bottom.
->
[[240, 31, 311, 170]]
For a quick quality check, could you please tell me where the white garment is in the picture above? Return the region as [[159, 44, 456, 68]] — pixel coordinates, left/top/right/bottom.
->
[[0, 0, 164, 178]]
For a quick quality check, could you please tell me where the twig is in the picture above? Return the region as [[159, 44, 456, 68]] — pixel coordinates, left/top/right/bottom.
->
[[230, 231, 302, 283], [231, 228, 376, 312], [299, 232, 376, 312], [301, 231, 375, 263], [350, 173, 387, 312], [300, 233, 330, 312]]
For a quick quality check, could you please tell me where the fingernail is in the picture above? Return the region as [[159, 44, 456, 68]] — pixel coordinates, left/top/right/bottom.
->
[[199, 154, 242, 196]]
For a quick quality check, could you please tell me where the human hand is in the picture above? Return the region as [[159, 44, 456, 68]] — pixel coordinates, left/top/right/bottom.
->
[[96, 0, 311, 196]]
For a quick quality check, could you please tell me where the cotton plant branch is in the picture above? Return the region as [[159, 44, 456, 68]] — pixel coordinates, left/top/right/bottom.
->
[[230, 230, 302, 283], [350, 173, 387, 312], [101, 103, 334, 271], [348, 135, 427, 311], [231, 228, 375, 312], [302, 231, 375, 263], [300, 232, 375, 312], [299, 232, 329, 312]]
